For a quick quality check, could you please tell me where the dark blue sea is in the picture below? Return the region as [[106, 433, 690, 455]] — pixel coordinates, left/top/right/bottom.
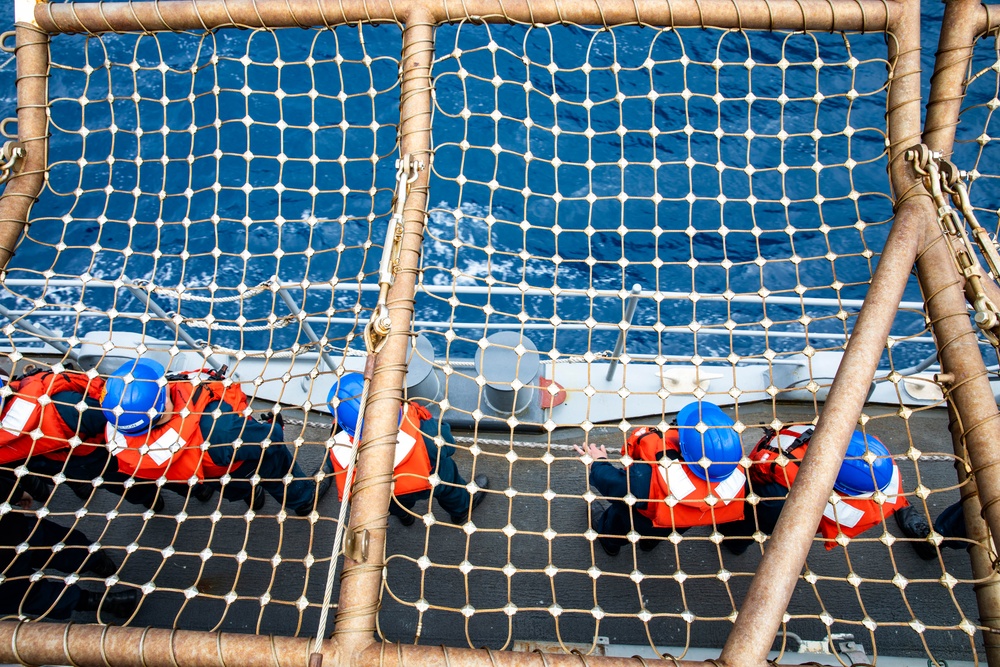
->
[[0, 2, 988, 371]]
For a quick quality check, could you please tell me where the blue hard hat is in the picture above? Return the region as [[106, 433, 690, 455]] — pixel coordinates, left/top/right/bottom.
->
[[328, 372, 366, 437], [834, 431, 893, 495], [101, 358, 167, 435], [676, 401, 741, 482]]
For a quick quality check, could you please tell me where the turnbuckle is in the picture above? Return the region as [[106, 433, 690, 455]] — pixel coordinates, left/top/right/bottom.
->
[[908, 143, 1000, 345], [365, 153, 424, 355]]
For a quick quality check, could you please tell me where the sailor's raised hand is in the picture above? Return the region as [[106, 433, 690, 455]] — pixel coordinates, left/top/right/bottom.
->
[[573, 443, 607, 461]]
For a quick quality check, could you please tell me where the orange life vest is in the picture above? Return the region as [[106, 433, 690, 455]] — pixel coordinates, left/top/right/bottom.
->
[[328, 401, 434, 501], [624, 426, 746, 529], [749, 425, 909, 549], [106, 378, 249, 481], [0, 370, 104, 464]]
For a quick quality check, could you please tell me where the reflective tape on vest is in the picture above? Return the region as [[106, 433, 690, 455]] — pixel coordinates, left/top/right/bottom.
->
[[394, 429, 418, 468], [331, 430, 353, 469], [106, 424, 127, 456], [143, 428, 186, 466], [822, 467, 902, 528], [714, 468, 746, 505], [663, 460, 697, 500], [330, 426, 421, 470], [661, 460, 746, 505], [1, 398, 35, 435], [107, 423, 186, 467], [823, 497, 866, 528]]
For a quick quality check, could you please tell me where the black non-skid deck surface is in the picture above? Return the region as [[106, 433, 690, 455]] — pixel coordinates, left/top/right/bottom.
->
[[14, 402, 979, 661]]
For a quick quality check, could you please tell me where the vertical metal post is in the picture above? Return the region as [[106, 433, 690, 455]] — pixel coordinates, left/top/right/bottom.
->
[[721, 0, 927, 663], [922, 2, 1000, 661], [122, 278, 223, 371], [948, 402, 1000, 667], [0, 13, 48, 271], [605, 283, 641, 381], [329, 9, 435, 660], [276, 286, 339, 373]]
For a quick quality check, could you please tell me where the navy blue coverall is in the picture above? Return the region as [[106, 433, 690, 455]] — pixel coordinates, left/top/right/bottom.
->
[[589, 459, 675, 552], [199, 398, 315, 512]]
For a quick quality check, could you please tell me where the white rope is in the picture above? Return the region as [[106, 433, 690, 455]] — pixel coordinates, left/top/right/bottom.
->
[[312, 371, 373, 654], [132, 279, 275, 303], [182, 315, 297, 331]]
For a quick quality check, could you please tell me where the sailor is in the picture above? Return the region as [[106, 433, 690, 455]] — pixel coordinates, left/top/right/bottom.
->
[[0, 367, 163, 511], [100, 358, 328, 516], [324, 372, 488, 525], [721, 425, 932, 557], [575, 401, 746, 556], [0, 469, 139, 619]]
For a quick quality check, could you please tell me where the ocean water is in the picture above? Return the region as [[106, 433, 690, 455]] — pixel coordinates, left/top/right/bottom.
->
[[0, 2, 968, 371]]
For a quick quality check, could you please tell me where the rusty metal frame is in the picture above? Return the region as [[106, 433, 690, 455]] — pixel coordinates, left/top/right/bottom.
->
[[0, 0, 990, 666], [921, 1, 1000, 665], [0, 17, 48, 271]]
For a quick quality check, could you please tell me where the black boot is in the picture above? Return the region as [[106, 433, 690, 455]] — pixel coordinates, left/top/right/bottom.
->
[[138, 493, 165, 513], [295, 463, 334, 517], [591, 511, 620, 557], [71, 483, 93, 501], [83, 551, 119, 578], [449, 474, 489, 524], [76, 589, 140, 617], [895, 505, 936, 560], [245, 487, 265, 511], [193, 484, 215, 503]]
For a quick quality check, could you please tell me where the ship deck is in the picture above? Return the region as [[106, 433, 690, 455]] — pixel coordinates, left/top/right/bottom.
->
[[31, 398, 972, 664]]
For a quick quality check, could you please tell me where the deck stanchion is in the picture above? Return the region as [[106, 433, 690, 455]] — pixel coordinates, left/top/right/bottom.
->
[[0, 15, 48, 272], [276, 286, 340, 374], [605, 284, 642, 382], [325, 9, 436, 664], [922, 2, 1000, 663]]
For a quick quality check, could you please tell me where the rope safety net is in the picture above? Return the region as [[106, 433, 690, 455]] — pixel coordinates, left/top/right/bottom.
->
[[0, 8, 992, 666]]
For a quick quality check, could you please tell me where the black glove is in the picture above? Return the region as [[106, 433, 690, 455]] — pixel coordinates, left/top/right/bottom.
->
[[260, 411, 284, 430]]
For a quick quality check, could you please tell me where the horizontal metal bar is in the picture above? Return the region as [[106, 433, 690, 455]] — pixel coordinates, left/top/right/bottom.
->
[[1, 278, 933, 312], [35, 0, 898, 35], [0, 307, 937, 344]]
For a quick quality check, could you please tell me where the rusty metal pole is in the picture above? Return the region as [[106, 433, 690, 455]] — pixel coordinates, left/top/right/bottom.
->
[[914, 224, 1000, 661], [35, 0, 894, 34], [0, 620, 724, 667], [0, 11, 49, 272], [922, 2, 1000, 663], [327, 9, 435, 666], [946, 406, 1000, 666], [0, 622, 317, 667], [720, 0, 925, 665], [924, 0, 988, 155], [923, 0, 1000, 310]]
